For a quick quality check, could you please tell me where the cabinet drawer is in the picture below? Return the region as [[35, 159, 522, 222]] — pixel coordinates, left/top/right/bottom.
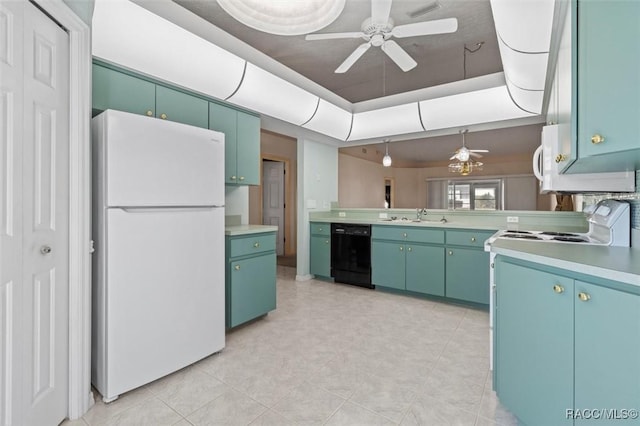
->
[[310, 222, 330, 236], [446, 230, 495, 247], [228, 233, 276, 257], [372, 225, 444, 244]]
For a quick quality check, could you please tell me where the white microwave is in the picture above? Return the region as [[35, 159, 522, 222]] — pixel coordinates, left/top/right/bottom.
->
[[532, 124, 635, 193]]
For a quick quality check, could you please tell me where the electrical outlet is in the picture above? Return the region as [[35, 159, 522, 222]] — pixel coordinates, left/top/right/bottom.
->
[[338, 211, 346, 217], [379, 212, 388, 219], [507, 216, 519, 223]]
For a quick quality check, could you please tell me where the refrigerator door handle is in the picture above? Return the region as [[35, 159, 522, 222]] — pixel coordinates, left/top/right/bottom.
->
[[117, 206, 224, 213]]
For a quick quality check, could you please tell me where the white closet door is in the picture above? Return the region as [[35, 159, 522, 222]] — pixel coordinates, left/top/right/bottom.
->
[[0, 1, 70, 425]]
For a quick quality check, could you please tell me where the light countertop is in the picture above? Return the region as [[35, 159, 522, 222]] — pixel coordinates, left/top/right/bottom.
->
[[225, 225, 278, 236], [489, 239, 640, 287]]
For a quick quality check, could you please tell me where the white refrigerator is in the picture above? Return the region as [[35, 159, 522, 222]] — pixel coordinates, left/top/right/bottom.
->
[[91, 110, 225, 402]]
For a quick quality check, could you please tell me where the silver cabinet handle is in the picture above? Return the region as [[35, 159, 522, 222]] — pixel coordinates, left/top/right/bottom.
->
[[407, 247, 412, 252], [40, 245, 52, 255], [253, 242, 260, 248], [234, 265, 240, 271], [471, 237, 476, 242], [325, 240, 329, 244]]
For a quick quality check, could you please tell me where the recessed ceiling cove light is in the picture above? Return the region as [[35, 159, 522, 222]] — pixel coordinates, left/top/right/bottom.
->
[[216, 0, 346, 36]]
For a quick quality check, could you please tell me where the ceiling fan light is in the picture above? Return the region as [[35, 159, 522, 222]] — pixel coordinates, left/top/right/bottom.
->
[[216, 0, 346, 36], [457, 146, 471, 161]]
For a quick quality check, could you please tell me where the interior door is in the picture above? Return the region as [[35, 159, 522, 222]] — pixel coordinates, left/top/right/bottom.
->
[[262, 160, 285, 255], [0, 2, 70, 425]]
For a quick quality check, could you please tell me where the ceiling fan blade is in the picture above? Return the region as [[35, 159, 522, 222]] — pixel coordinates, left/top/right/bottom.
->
[[335, 43, 371, 73], [449, 154, 457, 160], [305, 32, 365, 41], [391, 18, 458, 38], [371, 0, 393, 24], [381, 40, 417, 72], [470, 149, 489, 153], [470, 152, 483, 158]]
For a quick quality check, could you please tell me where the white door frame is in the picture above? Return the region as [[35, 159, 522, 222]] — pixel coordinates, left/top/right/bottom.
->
[[31, 0, 93, 420]]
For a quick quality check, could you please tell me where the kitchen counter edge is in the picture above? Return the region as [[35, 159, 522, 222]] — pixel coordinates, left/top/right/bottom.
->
[[489, 239, 640, 288], [225, 225, 278, 236]]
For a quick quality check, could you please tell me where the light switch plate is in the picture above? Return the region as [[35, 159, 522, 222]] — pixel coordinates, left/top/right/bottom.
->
[[338, 212, 346, 217]]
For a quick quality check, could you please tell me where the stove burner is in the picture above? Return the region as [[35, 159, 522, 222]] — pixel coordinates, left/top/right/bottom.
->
[[552, 237, 588, 243], [540, 231, 580, 237], [502, 234, 543, 240]]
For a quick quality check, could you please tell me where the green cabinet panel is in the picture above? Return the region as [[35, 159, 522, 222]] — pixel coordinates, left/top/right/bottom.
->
[[406, 245, 444, 296], [495, 260, 574, 425], [92, 64, 155, 116], [445, 247, 489, 304], [229, 233, 276, 258], [209, 102, 238, 184], [372, 225, 444, 244], [310, 235, 331, 278], [574, 281, 640, 423], [371, 241, 405, 290], [310, 222, 330, 236], [155, 85, 208, 128], [225, 232, 277, 328], [236, 111, 260, 185], [209, 103, 260, 185], [92, 64, 209, 128], [228, 253, 276, 328], [577, 1, 640, 159], [445, 229, 495, 248]]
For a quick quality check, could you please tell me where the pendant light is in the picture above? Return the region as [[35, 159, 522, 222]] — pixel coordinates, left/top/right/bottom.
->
[[382, 140, 392, 167]]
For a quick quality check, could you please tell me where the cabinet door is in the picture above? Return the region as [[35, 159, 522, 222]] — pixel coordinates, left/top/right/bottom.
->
[[445, 247, 489, 304], [209, 102, 238, 184], [406, 245, 444, 296], [92, 64, 155, 116], [310, 235, 331, 278], [574, 282, 640, 424], [155, 86, 208, 128], [495, 261, 574, 425], [578, 1, 640, 158], [236, 111, 260, 185], [228, 253, 276, 328], [371, 241, 405, 290]]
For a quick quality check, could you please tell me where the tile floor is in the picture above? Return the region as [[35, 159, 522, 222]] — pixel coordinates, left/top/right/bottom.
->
[[63, 266, 518, 425]]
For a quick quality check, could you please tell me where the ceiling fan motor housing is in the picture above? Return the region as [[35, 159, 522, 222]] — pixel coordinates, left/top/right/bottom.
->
[[361, 17, 394, 44]]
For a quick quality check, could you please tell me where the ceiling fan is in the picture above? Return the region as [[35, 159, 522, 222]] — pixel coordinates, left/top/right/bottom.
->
[[305, 0, 458, 73], [450, 129, 489, 162]]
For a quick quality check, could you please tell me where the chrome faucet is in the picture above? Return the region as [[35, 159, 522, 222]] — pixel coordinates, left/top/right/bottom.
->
[[416, 208, 427, 220]]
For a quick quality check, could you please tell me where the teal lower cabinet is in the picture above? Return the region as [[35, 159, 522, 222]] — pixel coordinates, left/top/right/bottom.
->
[[574, 281, 640, 424], [310, 235, 331, 278], [445, 247, 489, 304], [495, 257, 640, 425], [309, 223, 331, 279], [225, 232, 276, 328], [371, 240, 444, 296], [371, 241, 406, 290], [495, 259, 574, 425]]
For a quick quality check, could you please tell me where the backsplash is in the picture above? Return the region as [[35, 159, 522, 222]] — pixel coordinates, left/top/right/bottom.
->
[[581, 170, 640, 229]]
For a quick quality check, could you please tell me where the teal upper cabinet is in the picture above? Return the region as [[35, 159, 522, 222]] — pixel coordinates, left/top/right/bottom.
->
[[155, 86, 208, 128], [210, 103, 260, 185], [569, 0, 640, 173], [92, 63, 209, 128], [93, 64, 155, 116]]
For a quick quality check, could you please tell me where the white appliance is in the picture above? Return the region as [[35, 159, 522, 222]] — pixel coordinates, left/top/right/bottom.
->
[[532, 124, 635, 193], [91, 110, 226, 402]]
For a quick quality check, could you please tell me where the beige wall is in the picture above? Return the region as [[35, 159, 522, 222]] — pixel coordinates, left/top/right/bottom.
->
[[249, 130, 298, 255], [339, 153, 552, 211]]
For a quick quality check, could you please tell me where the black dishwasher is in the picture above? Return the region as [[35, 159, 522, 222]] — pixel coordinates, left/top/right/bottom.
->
[[331, 223, 373, 288]]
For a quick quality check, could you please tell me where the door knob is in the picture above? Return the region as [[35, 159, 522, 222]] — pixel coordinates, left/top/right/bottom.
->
[[591, 134, 605, 144], [40, 245, 52, 255]]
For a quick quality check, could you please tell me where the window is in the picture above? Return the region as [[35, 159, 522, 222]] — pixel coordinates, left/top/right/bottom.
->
[[447, 179, 502, 210]]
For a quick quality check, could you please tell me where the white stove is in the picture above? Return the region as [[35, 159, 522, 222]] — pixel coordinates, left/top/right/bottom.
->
[[487, 199, 631, 248], [486, 199, 631, 370]]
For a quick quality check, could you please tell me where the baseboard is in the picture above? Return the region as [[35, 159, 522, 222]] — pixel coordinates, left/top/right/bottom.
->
[[296, 274, 313, 282]]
